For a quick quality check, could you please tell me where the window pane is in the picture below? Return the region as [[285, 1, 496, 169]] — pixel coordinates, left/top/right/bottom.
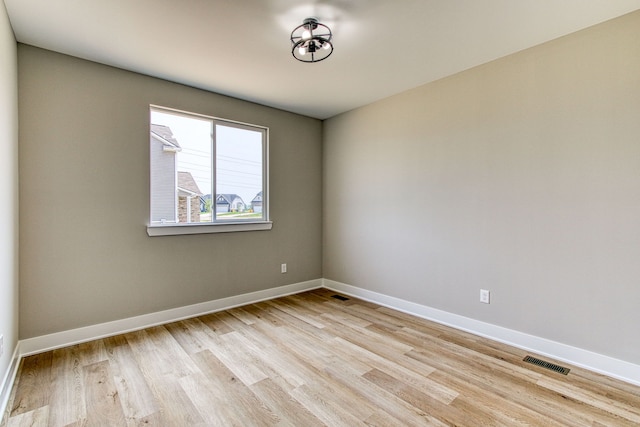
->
[[150, 109, 212, 224], [215, 124, 264, 221], [149, 106, 268, 233]]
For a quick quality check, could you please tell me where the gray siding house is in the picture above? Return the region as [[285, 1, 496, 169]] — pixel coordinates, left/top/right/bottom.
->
[[150, 125, 203, 223], [251, 191, 263, 213], [150, 124, 180, 223]]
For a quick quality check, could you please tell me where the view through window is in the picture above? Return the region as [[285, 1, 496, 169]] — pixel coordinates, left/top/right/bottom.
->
[[150, 107, 267, 225]]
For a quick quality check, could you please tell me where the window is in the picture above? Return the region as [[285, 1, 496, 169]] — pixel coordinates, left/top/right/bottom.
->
[[148, 106, 270, 236]]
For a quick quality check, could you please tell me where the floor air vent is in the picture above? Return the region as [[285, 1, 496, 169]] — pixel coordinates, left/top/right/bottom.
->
[[331, 295, 349, 301], [523, 356, 570, 375]]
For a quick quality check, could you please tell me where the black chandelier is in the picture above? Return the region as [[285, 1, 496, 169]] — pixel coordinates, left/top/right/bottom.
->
[[290, 17, 333, 63]]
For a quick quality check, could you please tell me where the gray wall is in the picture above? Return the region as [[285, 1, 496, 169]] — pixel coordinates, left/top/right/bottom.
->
[[323, 11, 640, 364], [0, 0, 18, 390], [18, 45, 323, 338]]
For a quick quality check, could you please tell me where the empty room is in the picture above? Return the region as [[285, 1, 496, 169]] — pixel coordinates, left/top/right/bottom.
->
[[1, 1, 639, 425]]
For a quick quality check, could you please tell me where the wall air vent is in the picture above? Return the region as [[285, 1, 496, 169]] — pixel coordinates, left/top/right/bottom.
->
[[523, 355, 570, 375]]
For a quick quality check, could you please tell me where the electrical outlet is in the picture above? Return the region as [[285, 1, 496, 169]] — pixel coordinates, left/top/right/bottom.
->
[[480, 289, 490, 304], [0, 335, 3, 357], [281, 263, 287, 273]]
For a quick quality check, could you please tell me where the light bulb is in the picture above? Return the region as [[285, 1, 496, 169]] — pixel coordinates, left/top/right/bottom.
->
[[323, 42, 331, 50], [302, 30, 311, 40], [298, 46, 306, 55]]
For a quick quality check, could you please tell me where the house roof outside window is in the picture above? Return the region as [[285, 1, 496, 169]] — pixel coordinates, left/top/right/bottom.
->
[[150, 124, 181, 150], [178, 171, 202, 196], [216, 194, 244, 205]]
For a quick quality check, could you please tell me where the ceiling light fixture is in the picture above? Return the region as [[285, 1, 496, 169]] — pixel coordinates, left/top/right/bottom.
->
[[290, 17, 333, 63]]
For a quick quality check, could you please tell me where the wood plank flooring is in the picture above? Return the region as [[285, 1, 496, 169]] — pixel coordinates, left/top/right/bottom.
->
[[3, 289, 640, 426]]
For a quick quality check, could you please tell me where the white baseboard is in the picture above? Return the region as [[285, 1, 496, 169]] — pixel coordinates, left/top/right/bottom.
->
[[323, 279, 640, 387], [20, 279, 322, 357], [0, 342, 21, 422]]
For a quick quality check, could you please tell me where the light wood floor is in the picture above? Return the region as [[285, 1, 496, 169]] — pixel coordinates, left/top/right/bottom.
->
[[3, 289, 640, 426]]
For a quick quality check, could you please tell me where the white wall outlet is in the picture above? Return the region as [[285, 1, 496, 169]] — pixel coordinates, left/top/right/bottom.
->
[[480, 289, 490, 304], [0, 334, 3, 357], [281, 263, 287, 273]]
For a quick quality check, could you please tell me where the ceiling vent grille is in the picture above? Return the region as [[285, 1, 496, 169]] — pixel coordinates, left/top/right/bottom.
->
[[523, 356, 570, 375]]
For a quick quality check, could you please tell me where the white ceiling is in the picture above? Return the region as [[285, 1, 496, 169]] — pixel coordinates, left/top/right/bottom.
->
[[5, 0, 640, 119]]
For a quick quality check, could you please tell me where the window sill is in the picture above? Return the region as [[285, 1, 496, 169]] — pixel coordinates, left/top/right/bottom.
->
[[147, 221, 273, 236]]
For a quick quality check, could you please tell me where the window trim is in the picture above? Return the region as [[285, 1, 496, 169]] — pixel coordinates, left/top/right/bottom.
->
[[146, 221, 273, 236], [148, 105, 270, 236]]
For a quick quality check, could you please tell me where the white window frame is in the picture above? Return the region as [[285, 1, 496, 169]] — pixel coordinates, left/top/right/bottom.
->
[[147, 106, 271, 236]]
